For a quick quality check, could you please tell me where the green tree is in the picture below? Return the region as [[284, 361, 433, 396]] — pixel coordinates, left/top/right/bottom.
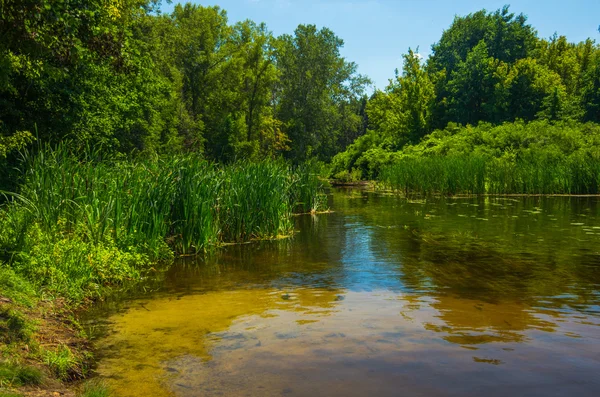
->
[[0, 0, 172, 153], [428, 6, 537, 128], [429, 6, 537, 74], [581, 50, 600, 122], [496, 58, 568, 121], [274, 24, 369, 161], [228, 20, 280, 159], [446, 40, 503, 125], [366, 49, 435, 147]]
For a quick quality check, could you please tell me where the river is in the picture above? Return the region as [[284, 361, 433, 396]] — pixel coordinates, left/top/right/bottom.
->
[[87, 188, 600, 397]]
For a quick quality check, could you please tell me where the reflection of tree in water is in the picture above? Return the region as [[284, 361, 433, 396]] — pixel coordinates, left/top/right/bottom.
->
[[397, 230, 600, 308], [374, 228, 599, 345], [338, 190, 600, 345], [424, 296, 556, 344]]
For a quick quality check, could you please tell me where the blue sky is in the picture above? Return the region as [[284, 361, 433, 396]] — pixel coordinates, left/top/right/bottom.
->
[[162, 0, 600, 90]]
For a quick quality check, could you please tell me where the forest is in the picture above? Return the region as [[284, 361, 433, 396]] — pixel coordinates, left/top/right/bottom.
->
[[2, 2, 600, 181], [1, 1, 600, 396]]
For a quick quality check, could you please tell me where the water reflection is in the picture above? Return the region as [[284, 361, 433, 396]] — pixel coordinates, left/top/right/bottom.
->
[[91, 189, 600, 397]]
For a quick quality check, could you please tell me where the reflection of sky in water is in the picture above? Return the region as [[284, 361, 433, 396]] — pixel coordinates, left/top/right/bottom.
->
[[338, 219, 407, 292]]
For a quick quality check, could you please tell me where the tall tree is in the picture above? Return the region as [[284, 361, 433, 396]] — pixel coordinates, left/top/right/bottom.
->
[[581, 50, 600, 122], [446, 40, 503, 125], [496, 58, 568, 121], [366, 49, 435, 147], [428, 6, 537, 128], [0, 0, 171, 152], [274, 24, 369, 161], [228, 20, 280, 159]]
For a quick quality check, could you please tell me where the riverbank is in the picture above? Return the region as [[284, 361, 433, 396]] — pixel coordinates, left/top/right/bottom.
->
[[0, 147, 327, 396]]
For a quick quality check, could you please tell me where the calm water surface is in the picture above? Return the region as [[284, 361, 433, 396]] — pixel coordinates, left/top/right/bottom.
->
[[90, 189, 600, 397]]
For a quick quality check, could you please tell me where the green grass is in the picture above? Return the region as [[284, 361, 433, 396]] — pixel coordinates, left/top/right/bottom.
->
[[43, 345, 83, 381], [380, 153, 600, 195], [80, 380, 110, 397], [380, 156, 487, 195], [0, 309, 35, 345], [0, 266, 35, 308], [0, 362, 43, 388]]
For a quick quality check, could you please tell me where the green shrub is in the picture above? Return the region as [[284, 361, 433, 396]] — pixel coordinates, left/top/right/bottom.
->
[[13, 229, 148, 302]]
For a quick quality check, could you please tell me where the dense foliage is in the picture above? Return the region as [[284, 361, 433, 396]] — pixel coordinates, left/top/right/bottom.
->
[[0, 0, 368, 168], [379, 121, 600, 195], [332, 7, 600, 179], [1, 2, 600, 392]]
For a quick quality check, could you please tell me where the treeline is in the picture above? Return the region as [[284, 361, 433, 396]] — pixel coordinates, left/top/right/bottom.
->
[[0, 0, 369, 173], [4, 3, 599, 185], [332, 7, 600, 180]]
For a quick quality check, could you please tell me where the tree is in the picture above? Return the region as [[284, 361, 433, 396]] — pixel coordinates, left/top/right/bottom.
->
[[0, 0, 172, 153], [428, 6, 537, 128], [446, 40, 503, 125], [274, 24, 369, 161], [366, 49, 435, 147], [228, 20, 280, 159], [497, 58, 568, 121], [581, 50, 600, 122], [396, 49, 436, 144], [429, 6, 537, 75]]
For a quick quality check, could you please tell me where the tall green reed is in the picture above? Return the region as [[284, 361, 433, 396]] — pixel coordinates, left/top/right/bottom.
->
[[3, 144, 326, 257], [380, 153, 600, 195]]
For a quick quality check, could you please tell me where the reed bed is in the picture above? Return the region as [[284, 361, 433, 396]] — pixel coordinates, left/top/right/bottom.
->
[[379, 154, 600, 195], [4, 145, 327, 257]]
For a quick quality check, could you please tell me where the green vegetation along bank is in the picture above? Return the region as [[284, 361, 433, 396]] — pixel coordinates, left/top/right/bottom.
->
[[331, 8, 600, 183], [0, 146, 326, 396], [378, 121, 600, 195]]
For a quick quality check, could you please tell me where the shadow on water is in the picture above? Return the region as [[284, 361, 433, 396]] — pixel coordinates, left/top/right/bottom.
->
[[86, 188, 600, 397]]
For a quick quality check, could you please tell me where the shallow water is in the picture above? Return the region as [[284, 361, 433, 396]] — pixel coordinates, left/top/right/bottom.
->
[[90, 189, 600, 397]]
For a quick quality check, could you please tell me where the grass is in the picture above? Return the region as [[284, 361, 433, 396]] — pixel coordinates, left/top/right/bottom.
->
[[0, 362, 43, 388], [80, 380, 110, 397], [0, 308, 34, 345], [379, 153, 600, 195], [0, 144, 327, 395], [380, 156, 487, 195], [43, 345, 82, 381], [0, 144, 327, 303]]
